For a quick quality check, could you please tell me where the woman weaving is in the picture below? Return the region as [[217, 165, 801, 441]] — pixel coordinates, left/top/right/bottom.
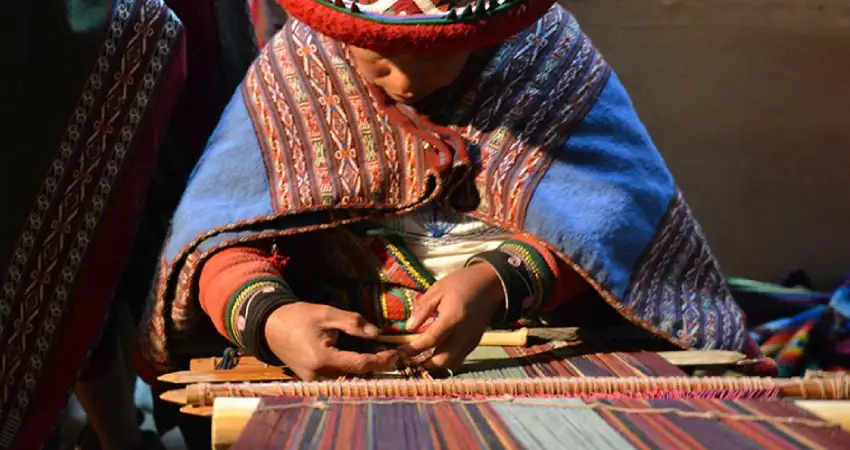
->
[[137, 0, 766, 383]]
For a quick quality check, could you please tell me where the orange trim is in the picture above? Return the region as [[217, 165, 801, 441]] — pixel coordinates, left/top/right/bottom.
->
[[199, 246, 286, 341]]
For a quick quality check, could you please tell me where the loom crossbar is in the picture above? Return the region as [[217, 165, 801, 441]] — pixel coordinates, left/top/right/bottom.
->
[[186, 375, 850, 406]]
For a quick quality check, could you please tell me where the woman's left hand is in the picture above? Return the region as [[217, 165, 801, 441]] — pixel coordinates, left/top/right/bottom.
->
[[400, 263, 504, 371]]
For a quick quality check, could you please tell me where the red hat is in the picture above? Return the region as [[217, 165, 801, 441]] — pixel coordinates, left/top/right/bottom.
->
[[275, 0, 556, 55]]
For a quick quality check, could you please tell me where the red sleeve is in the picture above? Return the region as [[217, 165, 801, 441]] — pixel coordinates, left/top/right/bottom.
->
[[198, 246, 286, 342]]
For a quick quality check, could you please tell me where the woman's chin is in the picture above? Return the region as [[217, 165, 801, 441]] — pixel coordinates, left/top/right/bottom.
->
[[388, 87, 443, 105], [389, 93, 417, 104]]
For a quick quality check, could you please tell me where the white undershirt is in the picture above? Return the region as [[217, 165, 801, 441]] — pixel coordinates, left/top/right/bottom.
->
[[374, 204, 511, 279]]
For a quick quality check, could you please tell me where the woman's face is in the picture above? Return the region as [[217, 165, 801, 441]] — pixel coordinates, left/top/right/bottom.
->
[[349, 46, 471, 104]]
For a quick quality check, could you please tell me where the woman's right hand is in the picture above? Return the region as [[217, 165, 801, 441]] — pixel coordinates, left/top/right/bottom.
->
[[264, 302, 398, 380]]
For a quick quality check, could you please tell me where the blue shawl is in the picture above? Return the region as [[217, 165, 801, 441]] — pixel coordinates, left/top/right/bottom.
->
[[140, 7, 749, 371]]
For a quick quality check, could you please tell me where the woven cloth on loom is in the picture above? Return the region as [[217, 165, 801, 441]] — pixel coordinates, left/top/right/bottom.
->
[[207, 343, 687, 380], [454, 345, 685, 379], [230, 397, 850, 449]]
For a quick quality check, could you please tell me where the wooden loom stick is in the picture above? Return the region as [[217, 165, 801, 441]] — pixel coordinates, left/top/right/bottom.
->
[[209, 397, 850, 450], [162, 350, 748, 384], [191, 356, 273, 372], [160, 387, 187, 405], [657, 350, 746, 366], [172, 375, 850, 406], [159, 367, 295, 384], [190, 355, 271, 372]]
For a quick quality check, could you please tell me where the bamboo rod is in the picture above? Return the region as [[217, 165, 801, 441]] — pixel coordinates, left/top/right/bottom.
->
[[180, 376, 850, 406], [209, 397, 850, 450]]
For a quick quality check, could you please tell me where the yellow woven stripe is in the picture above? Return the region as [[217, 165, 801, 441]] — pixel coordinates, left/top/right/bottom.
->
[[229, 281, 283, 346], [385, 242, 432, 289], [379, 289, 389, 327]]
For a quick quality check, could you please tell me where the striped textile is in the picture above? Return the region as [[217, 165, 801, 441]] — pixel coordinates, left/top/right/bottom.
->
[[730, 276, 850, 376], [230, 397, 850, 449], [456, 346, 685, 379]]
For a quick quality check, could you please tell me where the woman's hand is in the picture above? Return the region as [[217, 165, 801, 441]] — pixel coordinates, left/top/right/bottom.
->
[[400, 263, 504, 371], [264, 302, 398, 380]]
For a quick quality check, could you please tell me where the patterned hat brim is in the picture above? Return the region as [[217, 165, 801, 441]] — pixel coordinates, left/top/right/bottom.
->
[[276, 0, 557, 55]]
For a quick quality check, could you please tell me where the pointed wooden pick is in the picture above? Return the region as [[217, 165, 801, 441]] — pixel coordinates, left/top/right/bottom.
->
[[160, 388, 188, 405]]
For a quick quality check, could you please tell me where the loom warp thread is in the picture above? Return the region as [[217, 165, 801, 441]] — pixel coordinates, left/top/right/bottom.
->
[[188, 375, 850, 405]]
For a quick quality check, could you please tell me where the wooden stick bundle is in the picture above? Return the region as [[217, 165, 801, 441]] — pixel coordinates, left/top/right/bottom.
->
[[162, 350, 749, 384], [188, 326, 656, 372], [174, 375, 850, 407]]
